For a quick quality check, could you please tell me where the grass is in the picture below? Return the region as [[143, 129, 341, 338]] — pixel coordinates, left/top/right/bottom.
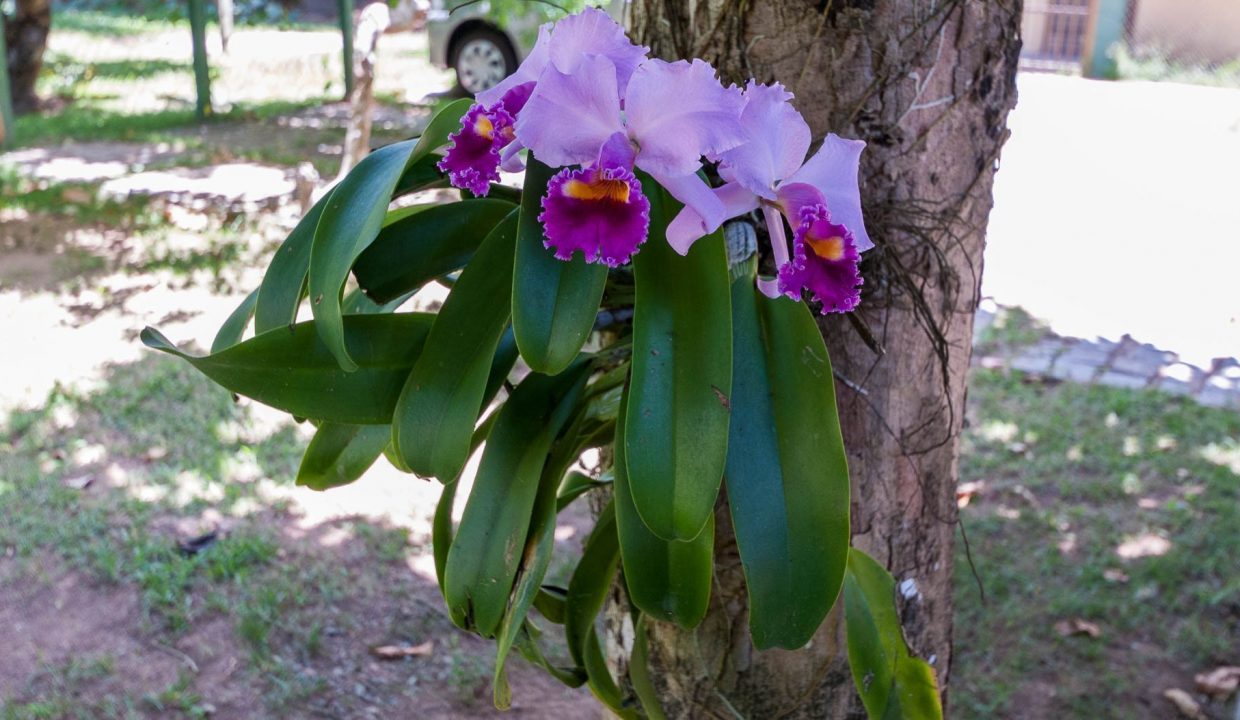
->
[[953, 368, 1240, 718], [1114, 43, 1240, 88], [9, 97, 335, 150]]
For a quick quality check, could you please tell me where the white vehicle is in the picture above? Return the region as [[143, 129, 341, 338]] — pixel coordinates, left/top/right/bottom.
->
[[426, 1, 624, 95]]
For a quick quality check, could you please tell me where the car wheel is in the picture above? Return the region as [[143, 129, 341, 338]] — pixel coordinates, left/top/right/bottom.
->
[[452, 28, 517, 96]]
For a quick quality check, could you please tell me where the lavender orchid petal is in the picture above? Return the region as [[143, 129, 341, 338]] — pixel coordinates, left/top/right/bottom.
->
[[785, 133, 872, 252], [540, 164, 651, 266], [666, 182, 759, 255], [777, 204, 863, 313], [717, 81, 812, 200], [499, 140, 525, 172], [476, 24, 551, 107], [625, 59, 746, 178], [547, 6, 649, 95], [515, 54, 625, 169]]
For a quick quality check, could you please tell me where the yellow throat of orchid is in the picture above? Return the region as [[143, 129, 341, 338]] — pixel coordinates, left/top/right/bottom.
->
[[806, 233, 846, 261], [473, 114, 495, 140], [562, 174, 632, 203]]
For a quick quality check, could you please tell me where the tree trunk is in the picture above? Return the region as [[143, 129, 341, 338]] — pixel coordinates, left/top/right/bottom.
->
[[613, 2, 1022, 717], [4, 0, 51, 115], [336, 0, 421, 180]]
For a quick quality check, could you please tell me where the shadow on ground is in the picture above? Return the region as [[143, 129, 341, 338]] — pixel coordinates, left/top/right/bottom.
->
[[0, 354, 597, 719]]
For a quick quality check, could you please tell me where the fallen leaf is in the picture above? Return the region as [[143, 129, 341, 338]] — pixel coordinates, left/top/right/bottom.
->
[[1195, 666, 1240, 698], [176, 530, 219, 556], [370, 641, 433, 660], [1054, 618, 1101, 638], [62, 474, 94, 490], [956, 481, 985, 508], [1162, 688, 1206, 719]]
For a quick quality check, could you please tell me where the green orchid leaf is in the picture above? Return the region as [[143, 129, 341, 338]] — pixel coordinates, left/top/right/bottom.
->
[[309, 140, 420, 371], [432, 409, 500, 596], [616, 388, 713, 629], [296, 423, 390, 490], [443, 364, 587, 638], [512, 157, 607, 374], [564, 501, 637, 717], [555, 470, 608, 513], [211, 289, 258, 353], [493, 365, 592, 708], [513, 623, 586, 687], [725, 278, 850, 650], [433, 478, 459, 594], [391, 211, 519, 481], [625, 181, 732, 541], [565, 501, 619, 669], [141, 313, 433, 425], [584, 625, 637, 718], [845, 549, 943, 720], [533, 586, 568, 624], [353, 199, 516, 304], [630, 615, 669, 720], [253, 186, 334, 333]]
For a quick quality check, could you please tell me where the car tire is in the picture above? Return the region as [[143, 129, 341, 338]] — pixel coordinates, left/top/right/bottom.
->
[[451, 27, 517, 96]]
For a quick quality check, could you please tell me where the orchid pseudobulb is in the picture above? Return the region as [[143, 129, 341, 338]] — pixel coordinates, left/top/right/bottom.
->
[[439, 7, 872, 314]]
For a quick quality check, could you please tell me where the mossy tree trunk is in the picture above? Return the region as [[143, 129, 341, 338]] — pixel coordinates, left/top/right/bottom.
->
[[4, 0, 51, 114], [612, 2, 1022, 717]]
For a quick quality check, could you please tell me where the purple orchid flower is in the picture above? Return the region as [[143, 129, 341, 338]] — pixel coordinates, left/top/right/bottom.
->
[[438, 8, 649, 197], [667, 81, 872, 313], [516, 53, 745, 265]]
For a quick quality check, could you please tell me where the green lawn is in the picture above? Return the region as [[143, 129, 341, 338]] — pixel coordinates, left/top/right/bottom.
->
[[953, 370, 1240, 718]]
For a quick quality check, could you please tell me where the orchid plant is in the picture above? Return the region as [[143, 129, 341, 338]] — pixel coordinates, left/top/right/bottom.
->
[[143, 8, 941, 718]]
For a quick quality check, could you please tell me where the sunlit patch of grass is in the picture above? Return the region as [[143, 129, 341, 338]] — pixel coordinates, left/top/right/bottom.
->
[[10, 97, 333, 149], [954, 368, 1240, 718]]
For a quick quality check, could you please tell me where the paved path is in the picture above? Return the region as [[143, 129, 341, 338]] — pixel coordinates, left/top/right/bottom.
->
[[974, 303, 1240, 409], [984, 73, 1240, 370]]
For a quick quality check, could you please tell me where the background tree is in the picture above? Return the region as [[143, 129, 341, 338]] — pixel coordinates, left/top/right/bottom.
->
[[4, 0, 51, 114], [611, 1, 1022, 716]]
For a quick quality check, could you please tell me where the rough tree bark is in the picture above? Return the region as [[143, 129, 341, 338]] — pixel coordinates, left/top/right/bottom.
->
[[608, 2, 1022, 717], [4, 0, 51, 114]]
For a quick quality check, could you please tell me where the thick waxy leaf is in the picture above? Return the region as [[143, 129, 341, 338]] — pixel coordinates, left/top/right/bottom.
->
[[533, 586, 567, 624], [565, 503, 637, 718], [513, 624, 585, 687], [630, 615, 669, 720], [844, 549, 943, 720], [296, 423, 389, 490], [626, 183, 732, 541], [211, 289, 258, 353], [584, 624, 638, 719], [512, 157, 608, 374], [443, 366, 586, 638], [353, 199, 516, 304], [391, 212, 519, 481], [493, 368, 592, 708], [433, 478, 459, 594], [615, 390, 713, 629], [254, 187, 334, 333], [309, 140, 419, 371], [141, 314, 433, 424], [431, 409, 500, 596], [565, 501, 619, 669], [725, 277, 850, 650], [555, 471, 608, 512]]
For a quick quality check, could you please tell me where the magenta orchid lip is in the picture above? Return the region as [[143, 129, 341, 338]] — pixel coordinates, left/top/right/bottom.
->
[[437, 6, 872, 314]]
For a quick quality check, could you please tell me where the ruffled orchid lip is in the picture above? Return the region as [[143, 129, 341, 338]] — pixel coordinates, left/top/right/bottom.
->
[[777, 204, 863, 314], [539, 163, 651, 267]]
